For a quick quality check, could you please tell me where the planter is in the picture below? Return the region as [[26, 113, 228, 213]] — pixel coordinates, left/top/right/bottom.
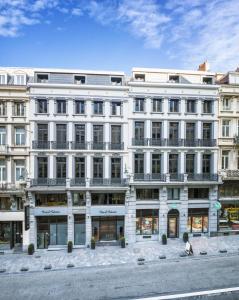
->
[[120, 238, 126, 248], [67, 241, 73, 253], [28, 244, 35, 255], [91, 238, 96, 250], [162, 234, 167, 245]]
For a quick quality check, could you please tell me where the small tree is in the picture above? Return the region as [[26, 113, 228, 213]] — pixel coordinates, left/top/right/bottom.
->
[[91, 237, 96, 250], [183, 232, 189, 243], [120, 237, 125, 248], [162, 234, 167, 245], [28, 243, 35, 255], [67, 241, 73, 253]]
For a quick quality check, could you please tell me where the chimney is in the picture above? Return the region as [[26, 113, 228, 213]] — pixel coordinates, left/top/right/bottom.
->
[[198, 61, 210, 72]]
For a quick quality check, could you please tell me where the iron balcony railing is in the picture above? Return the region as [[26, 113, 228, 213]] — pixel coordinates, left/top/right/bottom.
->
[[32, 141, 51, 149], [90, 142, 107, 150], [200, 139, 217, 147], [108, 142, 124, 150], [134, 173, 166, 181], [132, 138, 148, 146], [148, 139, 167, 146], [225, 170, 239, 178], [71, 142, 88, 150], [51, 141, 70, 150], [31, 178, 66, 186], [167, 139, 184, 147], [187, 173, 218, 181], [184, 139, 200, 147], [70, 178, 86, 186], [169, 173, 184, 181], [90, 178, 128, 186]]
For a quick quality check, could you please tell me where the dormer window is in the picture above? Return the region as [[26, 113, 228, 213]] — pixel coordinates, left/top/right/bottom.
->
[[14, 74, 25, 85], [135, 74, 145, 81], [74, 75, 85, 84], [202, 77, 213, 84], [169, 75, 180, 83], [37, 74, 49, 83], [0, 74, 7, 85], [111, 77, 122, 85]]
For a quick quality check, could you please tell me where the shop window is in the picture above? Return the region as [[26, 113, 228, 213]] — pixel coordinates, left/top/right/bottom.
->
[[167, 188, 180, 200], [35, 193, 67, 206], [188, 188, 209, 199], [187, 209, 208, 233], [91, 193, 125, 205], [136, 209, 159, 235], [74, 215, 86, 245], [219, 201, 239, 231], [0, 222, 11, 245], [136, 189, 159, 200], [219, 182, 239, 197], [72, 193, 85, 206], [0, 197, 11, 210]]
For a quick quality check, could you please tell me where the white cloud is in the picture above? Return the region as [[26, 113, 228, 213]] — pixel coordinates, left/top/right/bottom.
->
[[72, 8, 82, 16]]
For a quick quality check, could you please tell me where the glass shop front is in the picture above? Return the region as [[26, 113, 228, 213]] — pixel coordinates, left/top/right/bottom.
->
[[74, 214, 86, 245], [0, 221, 23, 250], [136, 209, 159, 236], [219, 200, 239, 231], [187, 208, 208, 234]]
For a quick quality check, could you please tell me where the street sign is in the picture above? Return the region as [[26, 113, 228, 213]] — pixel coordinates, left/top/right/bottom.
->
[[214, 201, 221, 210]]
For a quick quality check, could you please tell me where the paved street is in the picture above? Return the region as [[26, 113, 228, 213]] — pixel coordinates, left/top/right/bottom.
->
[[1, 254, 239, 300]]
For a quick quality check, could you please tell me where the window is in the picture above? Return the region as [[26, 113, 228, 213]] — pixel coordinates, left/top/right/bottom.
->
[[38, 124, 48, 142], [186, 154, 195, 174], [0, 127, 6, 145], [202, 77, 213, 84], [111, 77, 122, 85], [15, 128, 25, 145], [91, 193, 125, 205], [202, 123, 212, 140], [75, 100, 85, 114], [0, 198, 11, 210], [135, 74, 145, 81], [111, 102, 121, 116], [220, 182, 239, 197], [169, 99, 179, 112], [15, 160, 25, 181], [37, 74, 48, 83], [38, 157, 48, 178], [222, 98, 231, 111], [56, 124, 67, 144], [186, 123, 195, 141], [202, 154, 211, 174], [0, 102, 6, 116], [169, 154, 178, 175], [188, 209, 208, 233], [186, 100, 196, 113], [56, 100, 66, 114], [136, 189, 159, 200], [152, 122, 162, 141], [56, 157, 66, 178], [14, 75, 25, 85], [152, 99, 162, 112], [74, 75, 85, 84], [135, 122, 144, 141], [75, 157, 85, 178], [93, 125, 103, 147], [111, 158, 121, 179], [134, 154, 144, 174], [72, 194, 85, 206], [111, 125, 121, 147], [36, 194, 67, 206], [37, 99, 48, 113], [0, 75, 6, 84], [222, 120, 230, 137], [167, 188, 180, 200], [152, 154, 161, 174], [75, 124, 85, 144], [188, 188, 209, 199], [0, 160, 6, 182], [169, 122, 179, 140], [93, 101, 103, 115], [169, 75, 179, 83], [222, 150, 229, 170], [203, 100, 213, 113], [93, 157, 103, 178], [13, 102, 25, 116], [136, 209, 159, 235], [135, 98, 144, 112]]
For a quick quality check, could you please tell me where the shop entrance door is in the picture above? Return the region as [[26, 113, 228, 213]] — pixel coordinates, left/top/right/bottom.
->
[[99, 218, 117, 241], [168, 209, 179, 238]]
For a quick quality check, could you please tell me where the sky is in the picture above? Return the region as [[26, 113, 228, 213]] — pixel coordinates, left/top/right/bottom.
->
[[0, 0, 239, 73]]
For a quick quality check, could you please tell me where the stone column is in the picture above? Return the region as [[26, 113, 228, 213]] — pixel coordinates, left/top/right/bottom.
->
[[28, 192, 36, 246], [67, 190, 74, 243], [209, 186, 218, 234], [179, 186, 188, 238], [125, 186, 136, 244], [85, 191, 91, 246], [159, 187, 168, 237]]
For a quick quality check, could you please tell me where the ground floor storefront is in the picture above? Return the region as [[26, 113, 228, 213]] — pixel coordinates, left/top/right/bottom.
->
[[0, 221, 23, 250]]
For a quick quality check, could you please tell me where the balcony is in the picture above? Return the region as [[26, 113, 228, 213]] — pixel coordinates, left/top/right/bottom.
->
[[108, 142, 124, 150], [90, 142, 107, 150], [184, 139, 199, 147], [200, 139, 216, 147], [90, 178, 127, 186], [31, 178, 66, 186], [134, 173, 166, 181], [0, 144, 8, 154], [51, 141, 70, 150], [187, 173, 218, 181], [224, 170, 239, 179], [149, 139, 166, 146], [0, 183, 21, 191], [234, 136, 239, 145], [167, 139, 184, 147], [169, 173, 184, 181], [71, 142, 87, 150], [132, 138, 148, 146], [70, 178, 86, 186], [32, 141, 50, 149]]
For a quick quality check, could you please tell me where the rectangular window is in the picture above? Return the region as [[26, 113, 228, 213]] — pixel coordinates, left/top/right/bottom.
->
[[152, 122, 162, 140], [203, 100, 213, 113], [0, 160, 6, 182], [56, 100, 66, 114], [93, 157, 103, 178], [169, 75, 180, 83], [169, 122, 179, 140], [91, 194, 125, 205], [169, 99, 179, 112], [75, 124, 85, 144], [135, 122, 144, 141], [15, 128, 25, 145], [135, 74, 145, 81], [136, 189, 159, 200], [93, 101, 103, 115], [72, 193, 86, 206], [93, 125, 103, 144], [75, 157, 85, 178], [202, 154, 211, 174], [38, 124, 48, 142], [169, 154, 178, 174], [56, 157, 66, 178], [202, 123, 212, 140], [222, 98, 231, 111], [202, 77, 213, 84], [56, 124, 67, 145], [222, 120, 230, 137], [75, 100, 85, 114], [222, 150, 229, 170], [186, 100, 196, 113], [0, 127, 6, 145], [188, 188, 209, 199], [111, 102, 121, 116], [111, 125, 121, 146], [167, 188, 180, 200], [186, 123, 195, 141], [186, 154, 195, 174], [135, 98, 144, 112], [111, 157, 121, 179], [134, 154, 144, 174], [0, 102, 6, 116], [38, 157, 48, 178], [74, 75, 85, 84], [15, 160, 25, 181], [15, 75, 25, 85], [37, 74, 48, 83], [0, 75, 6, 84], [152, 154, 161, 174], [188, 213, 208, 233], [111, 77, 122, 85], [152, 99, 162, 112], [136, 209, 159, 235], [13, 102, 25, 116], [37, 99, 48, 113]]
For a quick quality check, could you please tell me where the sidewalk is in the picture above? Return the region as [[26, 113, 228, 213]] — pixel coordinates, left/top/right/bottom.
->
[[0, 236, 238, 274]]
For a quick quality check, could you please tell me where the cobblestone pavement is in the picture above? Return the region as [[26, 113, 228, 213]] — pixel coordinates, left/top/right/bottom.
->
[[0, 236, 238, 274]]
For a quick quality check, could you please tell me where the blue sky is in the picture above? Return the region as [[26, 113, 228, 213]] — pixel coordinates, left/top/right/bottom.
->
[[0, 0, 239, 73]]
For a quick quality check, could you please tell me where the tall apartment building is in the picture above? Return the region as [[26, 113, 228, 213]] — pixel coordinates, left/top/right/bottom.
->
[[127, 68, 220, 242], [27, 69, 130, 248], [218, 70, 239, 233], [0, 68, 31, 251]]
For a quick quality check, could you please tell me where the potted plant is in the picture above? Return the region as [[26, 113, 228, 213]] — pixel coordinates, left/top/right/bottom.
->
[[162, 234, 167, 245], [28, 243, 35, 255], [91, 237, 95, 250], [67, 241, 73, 253], [183, 232, 189, 243], [120, 237, 126, 248]]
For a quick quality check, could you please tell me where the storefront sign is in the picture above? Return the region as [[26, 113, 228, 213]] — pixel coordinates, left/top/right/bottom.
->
[[170, 203, 177, 209], [34, 207, 68, 216], [214, 201, 222, 210], [91, 206, 125, 216]]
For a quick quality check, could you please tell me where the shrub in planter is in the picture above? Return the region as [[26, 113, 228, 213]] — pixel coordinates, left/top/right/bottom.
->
[[91, 238, 96, 250], [28, 243, 35, 255], [183, 232, 189, 243], [68, 241, 73, 253], [120, 237, 126, 248], [162, 234, 167, 245]]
